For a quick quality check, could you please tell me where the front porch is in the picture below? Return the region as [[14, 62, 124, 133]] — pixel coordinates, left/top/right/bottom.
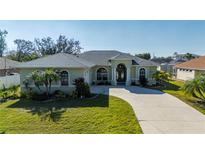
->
[[91, 63, 154, 86]]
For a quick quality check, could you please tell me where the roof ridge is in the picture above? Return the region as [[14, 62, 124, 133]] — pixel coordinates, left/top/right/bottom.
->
[[63, 53, 95, 67]]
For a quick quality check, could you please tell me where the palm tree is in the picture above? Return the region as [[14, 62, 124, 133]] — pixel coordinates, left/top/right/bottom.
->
[[182, 75, 205, 100], [152, 71, 170, 84], [31, 69, 59, 97]]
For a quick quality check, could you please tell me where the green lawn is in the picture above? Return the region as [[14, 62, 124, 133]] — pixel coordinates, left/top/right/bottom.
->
[[0, 95, 142, 134], [151, 80, 205, 115]]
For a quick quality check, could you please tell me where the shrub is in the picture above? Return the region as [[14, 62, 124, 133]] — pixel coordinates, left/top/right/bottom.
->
[[92, 81, 96, 85], [131, 81, 136, 86], [53, 90, 66, 99], [139, 77, 148, 87], [2, 91, 9, 99], [105, 81, 111, 85], [32, 92, 48, 101], [71, 90, 78, 99], [9, 85, 20, 99], [74, 78, 91, 98], [21, 88, 37, 100]]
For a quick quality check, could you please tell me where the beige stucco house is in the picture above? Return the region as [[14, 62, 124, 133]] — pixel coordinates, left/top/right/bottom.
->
[[17, 50, 158, 93], [175, 56, 205, 80]]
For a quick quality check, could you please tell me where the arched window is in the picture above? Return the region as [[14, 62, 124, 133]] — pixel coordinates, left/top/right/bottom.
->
[[139, 68, 146, 79], [97, 68, 108, 81], [61, 71, 69, 86]]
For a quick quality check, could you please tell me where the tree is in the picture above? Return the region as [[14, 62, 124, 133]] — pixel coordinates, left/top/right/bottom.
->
[[135, 53, 151, 60], [35, 35, 82, 56], [152, 71, 170, 84], [0, 30, 8, 57], [182, 75, 205, 100], [151, 56, 173, 64], [56, 35, 82, 54], [7, 50, 39, 62], [184, 53, 195, 60], [31, 69, 59, 97], [14, 39, 36, 61], [35, 37, 56, 56]]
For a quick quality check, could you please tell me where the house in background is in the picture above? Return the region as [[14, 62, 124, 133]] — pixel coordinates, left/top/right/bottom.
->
[[160, 59, 186, 76], [175, 56, 205, 81], [17, 50, 158, 93], [158, 52, 200, 77], [0, 57, 20, 76]]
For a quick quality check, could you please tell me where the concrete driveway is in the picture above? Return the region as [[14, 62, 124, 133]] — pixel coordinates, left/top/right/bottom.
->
[[91, 86, 205, 134]]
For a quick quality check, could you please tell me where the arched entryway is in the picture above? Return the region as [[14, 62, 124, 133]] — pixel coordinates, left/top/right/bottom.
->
[[116, 64, 126, 85]]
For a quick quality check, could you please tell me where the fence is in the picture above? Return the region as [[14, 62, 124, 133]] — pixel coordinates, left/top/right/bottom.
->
[[0, 74, 20, 89]]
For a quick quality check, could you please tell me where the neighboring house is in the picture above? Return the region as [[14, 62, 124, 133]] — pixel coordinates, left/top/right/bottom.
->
[[160, 59, 186, 76], [17, 50, 158, 93], [175, 56, 205, 81], [0, 57, 20, 76]]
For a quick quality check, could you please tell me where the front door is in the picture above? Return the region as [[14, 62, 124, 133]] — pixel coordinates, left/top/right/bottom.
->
[[116, 64, 126, 83]]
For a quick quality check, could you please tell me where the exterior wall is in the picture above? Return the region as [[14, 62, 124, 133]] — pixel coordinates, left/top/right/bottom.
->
[[0, 68, 19, 76], [0, 74, 20, 89], [90, 66, 111, 85], [20, 68, 86, 94], [176, 68, 195, 80], [134, 66, 157, 85], [131, 66, 136, 81], [19, 63, 158, 93]]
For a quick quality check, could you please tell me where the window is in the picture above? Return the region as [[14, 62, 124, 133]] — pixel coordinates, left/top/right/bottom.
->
[[139, 68, 146, 79], [60, 71, 69, 86], [97, 68, 108, 81]]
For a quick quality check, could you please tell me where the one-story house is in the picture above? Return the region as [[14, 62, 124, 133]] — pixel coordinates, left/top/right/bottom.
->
[[0, 57, 20, 76], [175, 56, 205, 80], [160, 59, 186, 76], [17, 50, 158, 93]]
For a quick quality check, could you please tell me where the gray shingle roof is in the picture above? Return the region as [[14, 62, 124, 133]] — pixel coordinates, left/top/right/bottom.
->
[[109, 53, 134, 60], [79, 50, 158, 66], [17, 50, 158, 69], [133, 56, 159, 66], [17, 53, 95, 68], [0, 57, 20, 70], [79, 50, 121, 66]]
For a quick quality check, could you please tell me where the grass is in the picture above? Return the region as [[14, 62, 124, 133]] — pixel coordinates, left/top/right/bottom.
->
[[151, 80, 205, 115], [0, 94, 142, 134]]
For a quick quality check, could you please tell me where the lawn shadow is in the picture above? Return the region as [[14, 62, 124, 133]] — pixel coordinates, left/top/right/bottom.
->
[[7, 94, 109, 122]]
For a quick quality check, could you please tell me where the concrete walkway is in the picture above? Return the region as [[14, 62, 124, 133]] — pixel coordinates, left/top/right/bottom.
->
[[91, 86, 205, 134]]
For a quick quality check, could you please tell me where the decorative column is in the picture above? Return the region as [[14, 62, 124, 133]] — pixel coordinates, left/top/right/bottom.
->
[[112, 67, 116, 85], [126, 67, 130, 86]]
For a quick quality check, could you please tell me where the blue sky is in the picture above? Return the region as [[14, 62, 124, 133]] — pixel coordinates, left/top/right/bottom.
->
[[0, 20, 205, 57]]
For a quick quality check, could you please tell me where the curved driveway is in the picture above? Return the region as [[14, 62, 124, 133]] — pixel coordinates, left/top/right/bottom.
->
[[91, 86, 205, 134]]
